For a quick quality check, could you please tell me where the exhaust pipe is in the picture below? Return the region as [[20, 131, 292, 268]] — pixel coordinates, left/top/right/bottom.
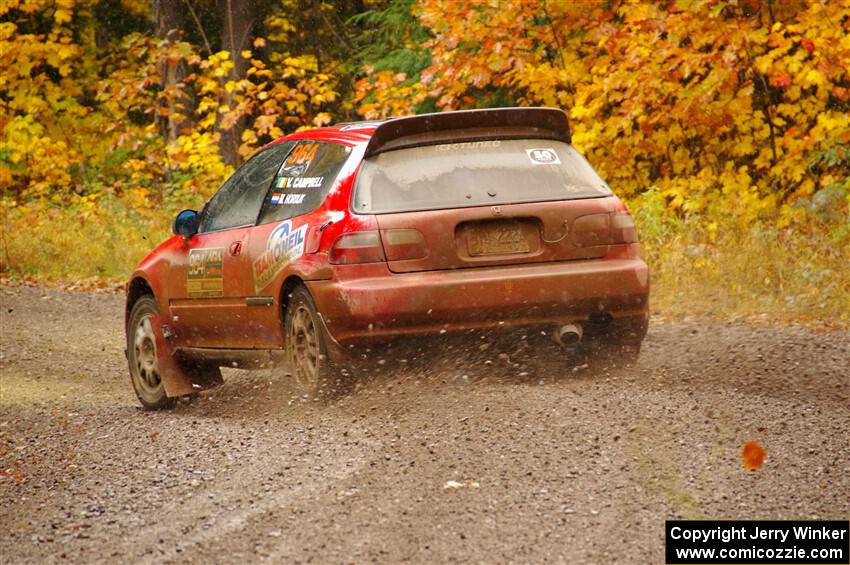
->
[[555, 323, 583, 347]]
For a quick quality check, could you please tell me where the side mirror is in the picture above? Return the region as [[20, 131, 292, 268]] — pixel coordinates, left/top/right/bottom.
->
[[172, 209, 199, 238]]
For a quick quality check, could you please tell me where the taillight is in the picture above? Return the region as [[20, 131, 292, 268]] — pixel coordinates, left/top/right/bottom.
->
[[610, 213, 638, 243], [329, 231, 386, 265], [572, 212, 638, 247], [572, 213, 611, 247], [380, 229, 427, 261]]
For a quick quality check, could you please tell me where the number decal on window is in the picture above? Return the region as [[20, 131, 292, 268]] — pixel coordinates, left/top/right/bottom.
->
[[287, 143, 319, 165]]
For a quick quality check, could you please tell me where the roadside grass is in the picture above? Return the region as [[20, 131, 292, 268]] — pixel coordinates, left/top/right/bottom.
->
[[2, 193, 848, 327], [0, 373, 92, 406], [1, 197, 176, 281], [630, 191, 850, 328]]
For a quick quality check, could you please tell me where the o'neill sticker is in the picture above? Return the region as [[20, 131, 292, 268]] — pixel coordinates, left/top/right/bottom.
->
[[253, 220, 307, 292]]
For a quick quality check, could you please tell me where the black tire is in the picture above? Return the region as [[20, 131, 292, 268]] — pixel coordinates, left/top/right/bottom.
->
[[127, 295, 175, 410], [284, 286, 347, 398]]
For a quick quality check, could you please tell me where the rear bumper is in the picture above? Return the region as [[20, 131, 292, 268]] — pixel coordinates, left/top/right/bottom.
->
[[308, 258, 649, 345]]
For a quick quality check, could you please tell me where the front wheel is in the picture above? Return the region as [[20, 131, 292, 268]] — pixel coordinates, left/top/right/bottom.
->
[[127, 296, 175, 410], [284, 286, 347, 398]]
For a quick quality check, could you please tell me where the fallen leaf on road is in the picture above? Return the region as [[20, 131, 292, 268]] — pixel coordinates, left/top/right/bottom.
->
[[0, 469, 27, 481], [742, 441, 766, 470], [444, 480, 480, 489]]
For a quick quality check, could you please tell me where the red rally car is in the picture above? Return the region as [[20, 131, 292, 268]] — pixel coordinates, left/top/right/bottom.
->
[[125, 107, 649, 409]]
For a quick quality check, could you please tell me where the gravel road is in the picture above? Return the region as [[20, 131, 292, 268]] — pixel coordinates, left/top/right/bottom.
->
[[1, 283, 848, 564]]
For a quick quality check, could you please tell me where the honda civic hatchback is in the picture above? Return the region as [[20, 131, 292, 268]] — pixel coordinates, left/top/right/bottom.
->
[[125, 107, 649, 409]]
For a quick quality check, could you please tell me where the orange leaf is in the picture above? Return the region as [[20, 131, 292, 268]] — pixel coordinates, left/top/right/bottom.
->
[[772, 73, 791, 89], [741, 441, 766, 471]]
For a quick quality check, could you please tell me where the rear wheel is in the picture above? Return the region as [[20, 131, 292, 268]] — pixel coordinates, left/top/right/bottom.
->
[[127, 296, 175, 410], [284, 286, 347, 398]]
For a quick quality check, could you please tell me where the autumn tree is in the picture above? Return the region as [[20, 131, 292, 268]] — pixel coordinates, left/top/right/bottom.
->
[[354, 0, 849, 224], [2, 0, 846, 227], [352, 0, 434, 118], [215, 0, 257, 165], [153, 0, 193, 141]]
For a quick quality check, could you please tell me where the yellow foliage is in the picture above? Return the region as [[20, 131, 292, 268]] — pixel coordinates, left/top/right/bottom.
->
[[1, 0, 341, 209], [354, 0, 849, 230], [0, 0, 847, 328]]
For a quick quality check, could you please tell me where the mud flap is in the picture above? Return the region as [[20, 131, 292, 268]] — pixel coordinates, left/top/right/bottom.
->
[[317, 312, 348, 364], [150, 315, 197, 398]]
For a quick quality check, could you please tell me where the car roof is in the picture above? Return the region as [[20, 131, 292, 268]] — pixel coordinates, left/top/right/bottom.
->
[[264, 108, 571, 154], [265, 121, 385, 148]]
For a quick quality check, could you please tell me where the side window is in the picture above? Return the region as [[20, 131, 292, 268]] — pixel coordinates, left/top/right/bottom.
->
[[256, 141, 352, 225], [199, 142, 295, 233]]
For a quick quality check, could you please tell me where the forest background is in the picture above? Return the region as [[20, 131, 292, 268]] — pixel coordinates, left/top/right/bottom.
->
[[1, 0, 848, 324]]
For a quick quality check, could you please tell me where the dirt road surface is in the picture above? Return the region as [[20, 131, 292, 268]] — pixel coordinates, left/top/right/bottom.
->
[[1, 284, 848, 564]]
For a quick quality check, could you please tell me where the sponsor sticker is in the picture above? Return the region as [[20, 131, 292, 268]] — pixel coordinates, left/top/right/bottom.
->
[[278, 162, 308, 178], [290, 176, 323, 189], [252, 220, 307, 292], [187, 247, 225, 298], [434, 140, 501, 151], [274, 176, 323, 189], [526, 148, 560, 165]]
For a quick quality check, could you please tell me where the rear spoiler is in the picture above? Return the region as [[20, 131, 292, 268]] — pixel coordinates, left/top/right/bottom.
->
[[363, 107, 571, 158]]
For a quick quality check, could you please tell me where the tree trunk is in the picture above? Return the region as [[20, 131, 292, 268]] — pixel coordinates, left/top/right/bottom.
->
[[153, 0, 192, 142], [217, 0, 256, 167]]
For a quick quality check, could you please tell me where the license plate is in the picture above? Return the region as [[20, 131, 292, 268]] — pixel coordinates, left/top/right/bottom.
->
[[468, 222, 530, 256]]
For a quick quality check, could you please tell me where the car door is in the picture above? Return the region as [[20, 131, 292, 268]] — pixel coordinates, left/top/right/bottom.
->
[[168, 141, 295, 349], [246, 140, 353, 349]]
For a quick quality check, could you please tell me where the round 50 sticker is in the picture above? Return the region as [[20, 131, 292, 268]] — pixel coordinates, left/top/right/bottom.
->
[[526, 148, 561, 165]]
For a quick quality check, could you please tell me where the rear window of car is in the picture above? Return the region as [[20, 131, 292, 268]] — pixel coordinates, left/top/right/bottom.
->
[[257, 141, 351, 225], [353, 139, 613, 214]]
